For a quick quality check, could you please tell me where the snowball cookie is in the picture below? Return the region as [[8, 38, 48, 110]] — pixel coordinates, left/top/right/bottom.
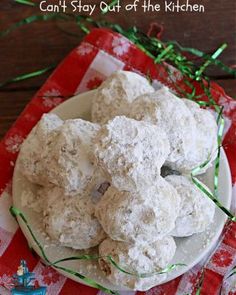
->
[[165, 175, 215, 237], [19, 113, 63, 185], [91, 70, 154, 124], [95, 180, 180, 243], [129, 87, 199, 173], [98, 237, 176, 291], [42, 119, 100, 195], [43, 186, 106, 249], [93, 116, 170, 192], [183, 99, 218, 173]]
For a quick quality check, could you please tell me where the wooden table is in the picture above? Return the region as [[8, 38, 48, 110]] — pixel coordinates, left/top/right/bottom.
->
[[0, 0, 235, 139]]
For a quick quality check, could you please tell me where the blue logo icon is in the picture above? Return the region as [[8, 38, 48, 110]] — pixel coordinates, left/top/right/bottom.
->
[[11, 260, 47, 295]]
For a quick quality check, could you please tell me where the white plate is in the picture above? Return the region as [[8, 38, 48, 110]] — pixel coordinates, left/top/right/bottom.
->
[[12, 90, 232, 291]]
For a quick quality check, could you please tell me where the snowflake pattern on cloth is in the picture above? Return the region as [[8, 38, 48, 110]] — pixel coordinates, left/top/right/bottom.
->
[[175, 272, 199, 294], [77, 42, 94, 56], [42, 89, 63, 108], [41, 267, 60, 285], [5, 135, 24, 154], [207, 243, 236, 276], [86, 76, 103, 90], [212, 249, 234, 268], [0, 274, 13, 290], [219, 95, 236, 114], [111, 36, 130, 56], [33, 262, 66, 294]]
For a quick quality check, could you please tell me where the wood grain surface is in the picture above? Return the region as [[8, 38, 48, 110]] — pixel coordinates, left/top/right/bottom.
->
[[0, 0, 235, 138]]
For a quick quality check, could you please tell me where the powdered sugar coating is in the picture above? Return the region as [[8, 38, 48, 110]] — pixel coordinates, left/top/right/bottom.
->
[[42, 186, 106, 249], [91, 70, 154, 124], [182, 99, 218, 173], [165, 175, 215, 237], [98, 237, 176, 291], [93, 116, 170, 191], [19, 113, 63, 185], [95, 180, 180, 243], [129, 87, 200, 173], [41, 119, 100, 195], [21, 187, 45, 213]]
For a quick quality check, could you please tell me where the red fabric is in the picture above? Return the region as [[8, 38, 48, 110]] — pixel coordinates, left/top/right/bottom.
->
[[61, 280, 98, 295], [0, 229, 37, 271], [200, 269, 222, 295]]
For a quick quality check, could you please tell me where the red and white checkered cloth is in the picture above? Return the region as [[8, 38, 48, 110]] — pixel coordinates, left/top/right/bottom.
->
[[0, 28, 236, 295]]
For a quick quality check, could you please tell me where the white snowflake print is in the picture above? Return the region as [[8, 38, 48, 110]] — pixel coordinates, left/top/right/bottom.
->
[[77, 42, 94, 56], [5, 135, 24, 153], [219, 95, 236, 114], [167, 65, 183, 84], [42, 89, 63, 108], [0, 274, 13, 290], [207, 243, 236, 276], [111, 36, 130, 56], [33, 262, 66, 294]]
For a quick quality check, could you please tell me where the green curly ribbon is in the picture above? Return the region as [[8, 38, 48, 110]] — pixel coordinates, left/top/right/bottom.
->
[[10, 207, 51, 264], [191, 170, 236, 222], [228, 265, 236, 278], [52, 255, 101, 265], [9, 206, 185, 291], [214, 108, 225, 196], [0, 66, 55, 88], [195, 269, 205, 295], [82, 20, 235, 87], [199, 79, 224, 197], [0, 14, 67, 37], [195, 44, 228, 80], [189, 92, 236, 222], [155, 44, 174, 63], [190, 111, 235, 221], [0, 14, 235, 92], [14, 0, 35, 6], [52, 255, 185, 279], [182, 270, 205, 295], [107, 256, 185, 279], [168, 41, 236, 77]]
